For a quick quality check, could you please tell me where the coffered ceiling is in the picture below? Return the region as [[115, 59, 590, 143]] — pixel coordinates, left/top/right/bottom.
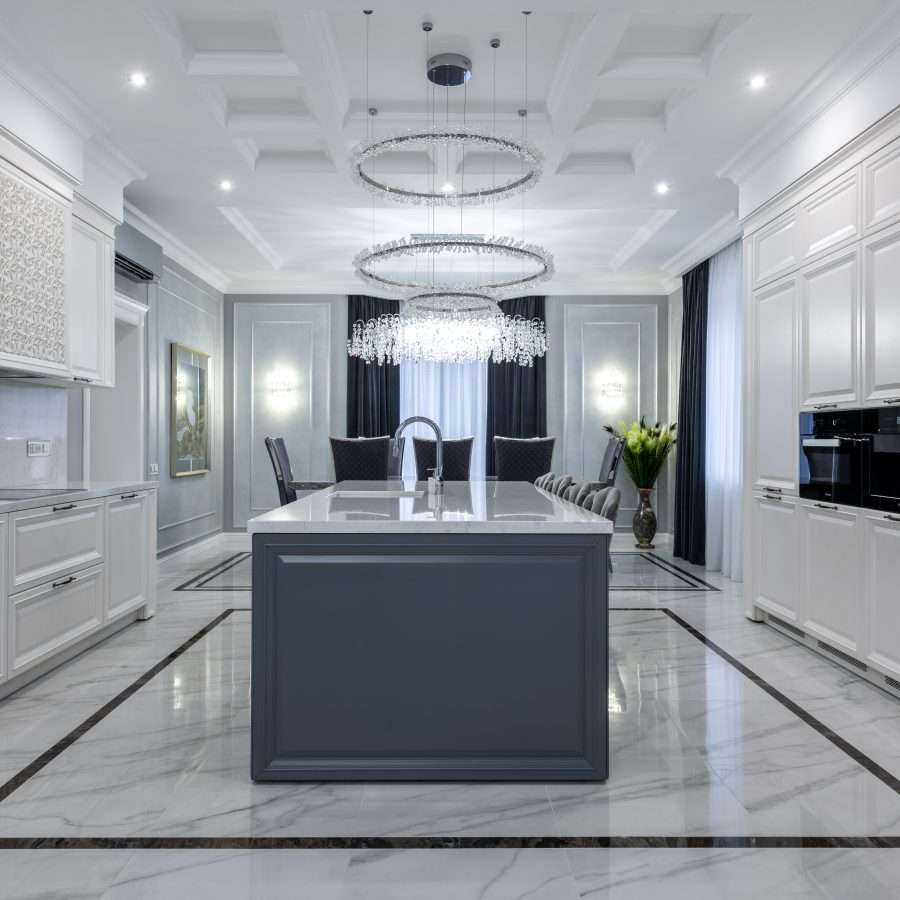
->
[[0, 0, 889, 293]]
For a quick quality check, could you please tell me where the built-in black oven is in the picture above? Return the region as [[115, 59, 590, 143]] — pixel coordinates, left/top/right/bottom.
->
[[798, 409, 866, 506], [863, 408, 900, 514]]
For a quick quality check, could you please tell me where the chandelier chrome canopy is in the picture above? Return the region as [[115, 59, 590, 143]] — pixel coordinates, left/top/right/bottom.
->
[[353, 234, 554, 299], [351, 127, 543, 207], [347, 296, 547, 367]]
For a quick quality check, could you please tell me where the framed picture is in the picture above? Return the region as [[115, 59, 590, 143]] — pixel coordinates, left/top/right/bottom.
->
[[170, 342, 210, 477]]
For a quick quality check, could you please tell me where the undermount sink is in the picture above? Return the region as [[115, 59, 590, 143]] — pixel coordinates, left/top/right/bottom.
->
[[330, 490, 425, 500]]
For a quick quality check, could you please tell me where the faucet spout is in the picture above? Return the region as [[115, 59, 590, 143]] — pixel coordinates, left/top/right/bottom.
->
[[394, 416, 444, 492]]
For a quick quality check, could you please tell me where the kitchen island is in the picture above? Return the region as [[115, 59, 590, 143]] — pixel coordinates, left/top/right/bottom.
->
[[247, 480, 612, 781]]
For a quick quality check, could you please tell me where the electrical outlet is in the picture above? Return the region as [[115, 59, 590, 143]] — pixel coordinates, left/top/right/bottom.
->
[[26, 440, 51, 457], [150, 463, 159, 476]]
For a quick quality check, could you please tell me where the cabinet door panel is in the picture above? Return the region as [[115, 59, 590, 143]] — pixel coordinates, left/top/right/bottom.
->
[[8, 566, 104, 677], [9, 500, 105, 594], [753, 212, 800, 287], [801, 505, 863, 654], [106, 493, 149, 622], [802, 171, 860, 262], [800, 248, 859, 408], [864, 514, 900, 678], [863, 138, 900, 233], [862, 223, 900, 404], [754, 278, 798, 492], [752, 495, 801, 622], [0, 516, 6, 684]]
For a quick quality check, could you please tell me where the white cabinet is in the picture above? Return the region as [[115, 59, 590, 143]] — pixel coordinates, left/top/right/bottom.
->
[[751, 493, 801, 623], [8, 499, 105, 595], [863, 137, 900, 234], [0, 515, 6, 685], [863, 512, 900, 679], [862, 222, 900, 406], [799, 247, 860, 409], [7, 565, 104, 678], [800, 502, 864, 656], [800, 171, 860, 265], [69, 210, 114, 386], [753, 276, 799, 492], [753, 210, 801, 287], [106, 492, 151, 622]]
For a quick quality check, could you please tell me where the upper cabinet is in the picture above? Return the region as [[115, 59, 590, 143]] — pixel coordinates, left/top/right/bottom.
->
[[799, 246, 860, 409], [752, 210, 801, 287], [863, 137, 900, 234], [69, 201, 115, 387], [753, 275, 798, 493], [0, 157, 71, 379], [862, 221, 900, 406]]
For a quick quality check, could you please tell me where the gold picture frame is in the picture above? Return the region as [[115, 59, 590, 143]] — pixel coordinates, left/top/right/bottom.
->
[[170, 342, 210, 477]]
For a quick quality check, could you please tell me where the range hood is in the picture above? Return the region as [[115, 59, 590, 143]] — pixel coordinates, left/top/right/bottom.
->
[[114, 222, 162, 282]]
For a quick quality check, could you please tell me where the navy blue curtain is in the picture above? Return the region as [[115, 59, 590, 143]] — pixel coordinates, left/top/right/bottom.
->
[[485, 296, 547, 476], [346, 295, 400, 438], [673, 262, 709, 565]]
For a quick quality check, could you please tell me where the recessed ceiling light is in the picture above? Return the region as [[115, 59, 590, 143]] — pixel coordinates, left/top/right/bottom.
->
[[655, 181, 670, 196], [749, 73, 767, 91], [219, 179, 234, 192], [440, 182, 455, 194], [128, 71, 147, 88]]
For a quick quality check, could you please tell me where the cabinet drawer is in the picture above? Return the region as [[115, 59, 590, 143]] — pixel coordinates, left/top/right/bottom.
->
[[9, 499, 105, 594], [7, 565, 104, 678]]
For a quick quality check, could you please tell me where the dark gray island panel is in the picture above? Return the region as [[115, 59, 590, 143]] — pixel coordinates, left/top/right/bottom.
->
[[251, 531, 608, 781]]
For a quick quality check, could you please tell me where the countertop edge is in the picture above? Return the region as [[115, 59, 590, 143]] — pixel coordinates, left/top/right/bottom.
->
[[0, 481, 158, 515]]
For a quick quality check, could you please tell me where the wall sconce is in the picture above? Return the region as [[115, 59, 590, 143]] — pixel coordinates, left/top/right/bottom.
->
[[266, 368, 300, 416], [592, 368, 628, 413]]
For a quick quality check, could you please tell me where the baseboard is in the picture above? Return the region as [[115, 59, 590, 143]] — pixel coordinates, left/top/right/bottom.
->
[[157, 528, 224, 560]]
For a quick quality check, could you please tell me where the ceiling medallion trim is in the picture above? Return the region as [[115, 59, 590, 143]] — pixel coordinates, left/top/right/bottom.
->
[[353, 235, 555, 298], [350, 127, 544, 206]]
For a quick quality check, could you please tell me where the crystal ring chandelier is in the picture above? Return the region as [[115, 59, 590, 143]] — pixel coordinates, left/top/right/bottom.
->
[[351, 128, 543, 207], [347, 299, 547, 367], [353, 235, 554, 298], [405, 291, 499, 317]]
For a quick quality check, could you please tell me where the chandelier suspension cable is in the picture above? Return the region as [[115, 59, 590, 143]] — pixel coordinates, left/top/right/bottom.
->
[[521, 11, 530, 276], [491, 36, 498, 281], [364, 10, 375, 245]]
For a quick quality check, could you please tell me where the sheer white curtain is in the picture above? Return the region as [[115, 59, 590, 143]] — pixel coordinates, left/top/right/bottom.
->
[[705, 240, 743, 580], [399, 361, 487, 479]]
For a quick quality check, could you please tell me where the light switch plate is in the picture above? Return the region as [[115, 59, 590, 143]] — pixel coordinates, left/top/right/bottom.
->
[[26, 440, 51, 457], [149, 463, 159, 476]]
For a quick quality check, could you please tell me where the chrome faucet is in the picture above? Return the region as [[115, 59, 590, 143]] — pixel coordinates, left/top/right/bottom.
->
[[394, 416, 444, 495]]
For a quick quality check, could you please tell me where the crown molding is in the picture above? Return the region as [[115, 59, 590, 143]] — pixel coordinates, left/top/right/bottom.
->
[[124, 201, 230, 294], [717, 4, 900, 191], [660, 211, 741, 279], [610, 209, 677, 272], [218, 207, 284, 270]]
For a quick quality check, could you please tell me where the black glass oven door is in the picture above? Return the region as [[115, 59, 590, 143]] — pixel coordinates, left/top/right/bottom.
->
[[868, 432, 900, 513], [800, 437, 864, 505]]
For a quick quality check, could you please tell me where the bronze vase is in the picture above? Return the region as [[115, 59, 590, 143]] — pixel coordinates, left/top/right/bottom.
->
[[632, 488, 657, 549]]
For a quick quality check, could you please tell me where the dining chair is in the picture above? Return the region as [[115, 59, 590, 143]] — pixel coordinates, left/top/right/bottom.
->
[[493, 436, 556, 483], [329, 436, 391, 482], [550, 475, 573, 496], [598, 437, 625, 488], [534, 472, 555, 490], [589, 486, 621, 574], [413, 436, 474, 481], [265, 436, 296, 506]]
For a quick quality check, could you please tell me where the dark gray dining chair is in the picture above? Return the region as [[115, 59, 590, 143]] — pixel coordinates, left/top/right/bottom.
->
[[551, 475, 573, 496], [413, 436, 474, 481], [589, 486, 621, 573], [329, 436, 391, 482], [493, 436, 556, 482], [598, 437, 625, 488], [534, 472, 555, 490], [265, 436, 296, 506]]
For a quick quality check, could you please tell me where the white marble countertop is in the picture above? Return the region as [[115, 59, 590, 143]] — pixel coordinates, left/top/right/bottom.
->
[[247, 480, 614, 535], [0, 480, 157, 515]]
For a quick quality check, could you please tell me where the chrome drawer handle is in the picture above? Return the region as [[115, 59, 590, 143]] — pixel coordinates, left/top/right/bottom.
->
[[120, 493, 138, 500], [812, 403, 838, 410], [52, 503, 76, 512], [882, 398, 900, 405], [763, 494, 783, 502], [885, 514, 900, 523], [814, 502, 838, 510], [51, 575, 75, 589]]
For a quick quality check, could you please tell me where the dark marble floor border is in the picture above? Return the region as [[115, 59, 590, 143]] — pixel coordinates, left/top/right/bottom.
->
[[0, 609, 251, 804], [641, 552, 720, 591], [1, 836, 898, 850], [173, 553, 252, 592]]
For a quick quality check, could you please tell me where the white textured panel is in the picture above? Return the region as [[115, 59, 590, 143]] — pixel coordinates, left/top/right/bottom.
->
[[563, 304, 658, 517], [0, 165, 66, 364], [233, 302, 331, 527]]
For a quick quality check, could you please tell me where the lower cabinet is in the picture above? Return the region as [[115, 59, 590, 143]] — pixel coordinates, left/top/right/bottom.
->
[[863, 512, 900, 679], [751, 492, 802, 623], [7, 565, 105, 679], [0, 515, 6, 685], [799, 502, 864, 656], [106, 491, 151, 622]]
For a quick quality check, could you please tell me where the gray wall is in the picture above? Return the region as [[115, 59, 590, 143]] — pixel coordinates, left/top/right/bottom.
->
[[224, 294, 348, 530], [0, 383, 70, 486], [117, 258, 225, 554], [546, 295, 671, 532]]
